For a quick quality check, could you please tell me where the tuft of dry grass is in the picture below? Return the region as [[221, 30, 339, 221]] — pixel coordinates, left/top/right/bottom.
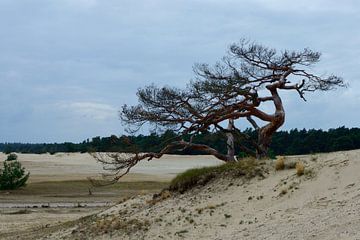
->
[[147, 190, 172, 205], [296, 162, 305, 176], [275, 156, 285, 171]]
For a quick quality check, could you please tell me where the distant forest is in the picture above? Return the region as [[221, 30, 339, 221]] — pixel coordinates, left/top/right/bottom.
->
[[0, 127, 359, 157]]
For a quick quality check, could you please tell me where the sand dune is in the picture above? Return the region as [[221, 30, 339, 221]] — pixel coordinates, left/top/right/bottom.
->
[[35, 149, 360, 240], [2, 150, 360, 239]]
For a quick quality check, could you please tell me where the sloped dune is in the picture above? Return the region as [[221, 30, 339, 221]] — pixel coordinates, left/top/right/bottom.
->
[[5, 150, 360, 239]]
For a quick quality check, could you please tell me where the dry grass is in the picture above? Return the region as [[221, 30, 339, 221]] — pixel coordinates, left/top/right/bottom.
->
[[90, 217, 150, 235], [296, 162, 305, 176], [195, 202, 226, 214], [147, 190, 172, 205], [168, 158, 261, 193], [0, 180, 168, 197], [0, 180, 169, 207], [3, 209, 33, 215], [275, 156, 285, 170]]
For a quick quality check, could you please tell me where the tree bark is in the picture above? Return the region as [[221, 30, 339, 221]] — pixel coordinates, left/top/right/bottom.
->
[[256, 87, 285, 159], [226, 119, 236, 161]]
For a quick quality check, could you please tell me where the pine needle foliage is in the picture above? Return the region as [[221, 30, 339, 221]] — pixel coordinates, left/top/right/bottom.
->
[[0, 161, 30, 190]]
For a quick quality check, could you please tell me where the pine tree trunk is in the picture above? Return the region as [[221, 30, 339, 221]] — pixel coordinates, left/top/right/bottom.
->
[[257, 126, 273, 159], [256, 88, 285, 159], [226, 119, 236, 161]]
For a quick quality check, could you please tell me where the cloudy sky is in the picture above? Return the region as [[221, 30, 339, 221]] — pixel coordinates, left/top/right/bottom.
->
[[0, 0, 359, 143]]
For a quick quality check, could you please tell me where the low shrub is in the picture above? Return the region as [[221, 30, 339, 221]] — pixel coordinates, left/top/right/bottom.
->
[[296, 162, 305, 176], [0, 161, 30, 190], [169, 158, 260, 193], [6, 153, 18, 161], [275, 156, 285, 170]]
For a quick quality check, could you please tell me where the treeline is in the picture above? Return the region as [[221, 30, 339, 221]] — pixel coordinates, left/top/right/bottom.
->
[[0, 127, 359, 156]]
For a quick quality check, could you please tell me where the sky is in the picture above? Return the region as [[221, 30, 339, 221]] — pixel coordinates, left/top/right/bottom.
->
[[0, 0, 359, 143]]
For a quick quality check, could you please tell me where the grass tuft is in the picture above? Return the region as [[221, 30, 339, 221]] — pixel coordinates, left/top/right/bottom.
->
[[275, 156, 285, 171], [147, 190, 172, 205], [169, 158, 260, 193], [296, 162, 305, 176]]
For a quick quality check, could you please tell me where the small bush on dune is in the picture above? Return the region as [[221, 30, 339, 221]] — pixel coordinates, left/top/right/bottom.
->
[[296, 162, 305, 176], [275, 156, 302, 170], [275, 156, 285, 170], [169, 158, 260, 193], [0, 161, 30, 190], [6, 153, 18, 161]]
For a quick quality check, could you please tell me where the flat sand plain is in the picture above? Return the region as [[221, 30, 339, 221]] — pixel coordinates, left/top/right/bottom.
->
[[0, 152, 222, 183]]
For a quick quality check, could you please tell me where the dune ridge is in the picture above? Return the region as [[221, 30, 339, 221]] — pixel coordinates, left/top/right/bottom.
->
[[27, 149, 360, 240]]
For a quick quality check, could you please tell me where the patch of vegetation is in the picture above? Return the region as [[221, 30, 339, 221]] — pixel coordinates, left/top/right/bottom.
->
[[304, 169, 316, 179], [2, 180, 168, 201], [0, 161, 29, 190], [296, 162, 305, 176], [6, 153, 18, 161], [169, 158, 262, 193], [148, 190, 172, 205], [275, 156, 285, 170], [91, 217, 150, 235], [4, 209, 32, 215], [70, 215, 150, 238]]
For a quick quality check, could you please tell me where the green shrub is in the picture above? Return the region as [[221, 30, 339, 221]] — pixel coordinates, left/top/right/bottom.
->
[[169, 158, 260, 193], [0, 161, 30, 190], [6, 153, 18, 161]]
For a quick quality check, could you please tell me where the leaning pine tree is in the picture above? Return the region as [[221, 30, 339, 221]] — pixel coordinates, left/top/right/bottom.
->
[[94, 39, 345, 183]]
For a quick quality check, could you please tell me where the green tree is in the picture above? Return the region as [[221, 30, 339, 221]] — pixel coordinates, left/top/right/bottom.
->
[[0, 161, 30, 190], [6, 153, 18, 161]]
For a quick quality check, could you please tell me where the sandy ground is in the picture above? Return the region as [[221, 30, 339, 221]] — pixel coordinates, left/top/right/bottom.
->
[[18, 149, 360, 240], [0, 153, 222, 238]]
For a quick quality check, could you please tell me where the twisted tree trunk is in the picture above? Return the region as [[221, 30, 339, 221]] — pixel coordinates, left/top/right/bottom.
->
[[256, 87, 285, 159]]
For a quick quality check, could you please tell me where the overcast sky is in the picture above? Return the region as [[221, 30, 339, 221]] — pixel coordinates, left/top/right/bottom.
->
[[0, 0, 359, 143]]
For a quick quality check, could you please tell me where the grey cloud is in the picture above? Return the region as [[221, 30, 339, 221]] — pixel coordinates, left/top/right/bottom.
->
[[0, 0, 358, 142]]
